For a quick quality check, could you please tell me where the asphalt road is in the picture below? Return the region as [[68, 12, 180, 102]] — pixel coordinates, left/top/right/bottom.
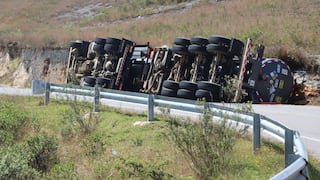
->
[[0, 85, 319, 158], [252, 104, 320, 158]]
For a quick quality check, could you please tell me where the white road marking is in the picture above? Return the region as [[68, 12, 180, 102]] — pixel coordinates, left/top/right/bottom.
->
[[301, 136, 320, 143]]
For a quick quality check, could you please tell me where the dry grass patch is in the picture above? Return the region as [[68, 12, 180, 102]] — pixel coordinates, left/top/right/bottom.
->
[[0, 0, 319, 55]]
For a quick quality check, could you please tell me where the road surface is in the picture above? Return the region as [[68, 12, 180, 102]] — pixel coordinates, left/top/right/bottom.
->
[[252, 104, 320, 158]]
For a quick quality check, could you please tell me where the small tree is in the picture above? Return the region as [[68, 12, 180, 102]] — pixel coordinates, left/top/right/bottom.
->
[[165, 107, 248, 179], [60, 96, 100, 136]]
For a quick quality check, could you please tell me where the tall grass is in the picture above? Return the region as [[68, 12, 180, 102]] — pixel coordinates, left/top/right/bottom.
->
[[0, 0, 318, 55]]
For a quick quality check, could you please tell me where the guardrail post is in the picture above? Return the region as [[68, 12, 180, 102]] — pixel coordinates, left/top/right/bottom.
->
[[253, 113, 261, 152], [93, 86, 100, 112], [285, 129, 295, 167], [148, 94, 154, 121], [204, 102, 210, 111], [44, 82, 50, 105]]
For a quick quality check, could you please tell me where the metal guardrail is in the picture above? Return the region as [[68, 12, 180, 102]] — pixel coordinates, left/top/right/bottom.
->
[[32, 80, 309, 179]]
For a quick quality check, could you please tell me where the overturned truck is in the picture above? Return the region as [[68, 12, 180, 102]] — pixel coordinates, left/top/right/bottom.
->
[[66, 35, 298, 104]]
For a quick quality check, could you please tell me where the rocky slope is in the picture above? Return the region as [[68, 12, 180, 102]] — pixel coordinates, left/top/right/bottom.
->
[[0, 43, 68, 87]]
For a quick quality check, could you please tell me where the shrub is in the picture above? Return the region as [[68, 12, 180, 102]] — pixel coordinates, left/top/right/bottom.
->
[[116, 156, 173, 179], [45, 161, 77, 180], [0, 146, 39, 179], [223, 75, 248, 102], [165, 107, 248, 179], [242, 27, 264, 46], [81, 132, 106, 157], [0, 133, 58, 178], [60, 123, 74, 138], [23, 133, 58, 173], [60, 97, 101, 135], [0, 101, 27, 146], [29, 116, 41, 133]]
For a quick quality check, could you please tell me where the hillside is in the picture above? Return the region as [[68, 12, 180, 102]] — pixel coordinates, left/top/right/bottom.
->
[[0, 0, 319, 54]]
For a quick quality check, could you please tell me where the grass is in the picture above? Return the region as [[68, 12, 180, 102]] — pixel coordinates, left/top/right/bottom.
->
[[0, 0, 319, 56], [1, 94, 319, 179], [0, 95, 320, 179]]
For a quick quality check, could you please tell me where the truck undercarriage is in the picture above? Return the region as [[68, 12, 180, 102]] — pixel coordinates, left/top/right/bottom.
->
[[66, 35, 304, 104]]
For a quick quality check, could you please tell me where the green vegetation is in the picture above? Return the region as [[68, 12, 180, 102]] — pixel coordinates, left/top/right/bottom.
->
[[60, 97, 100, 135], [223, 75, 248, 102], [0, 101, 27, 146], [0, 94, 319, 179], [165, 106, 249, 178]]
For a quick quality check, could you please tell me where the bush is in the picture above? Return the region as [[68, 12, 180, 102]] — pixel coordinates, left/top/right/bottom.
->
[[165, 107, 248, 179], [0, 133, 58, 178], [23, 133, 58, 173], [60, 97, 101, 136], [45, 161, 77, 180], [0, 146, 39, 179], [116, 157, 173, 180], [223, 75, 248, 103], [81, 132, 106, 157], [0, 101, 27, 146]]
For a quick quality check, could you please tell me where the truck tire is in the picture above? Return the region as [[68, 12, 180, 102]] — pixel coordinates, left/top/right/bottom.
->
[[173, 37, 191, 46], [105, 37, 121, 45], [161, 87, 177, 97], [197, 81, 221, 95], [188, 44, 206, 54], [179, 81, 198, 91], [172, 45, 189, 55], [104, 44, 119, 53], [162, 80, 179, 90], [177, 89, 196, 100], [208, 35, 231, 46], [96, 77, 111, 88], [81, 41, 90, 57], [69, 41, 82, 49], [190, 36, 209, 45], [84, 76, 96, 86], [95, 37, 106, 45], [93, 43, 106, 54], [229, 38, 244, 56], [206, 44, 228, 55], [195, 89, 212, 102]]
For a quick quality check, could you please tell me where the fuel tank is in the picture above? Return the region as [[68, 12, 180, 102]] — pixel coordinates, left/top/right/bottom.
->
[[251, 58, 294, 103]]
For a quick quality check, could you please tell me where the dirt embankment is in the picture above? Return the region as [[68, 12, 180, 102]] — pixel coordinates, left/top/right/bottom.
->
[[0, 43, 68, 87]]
